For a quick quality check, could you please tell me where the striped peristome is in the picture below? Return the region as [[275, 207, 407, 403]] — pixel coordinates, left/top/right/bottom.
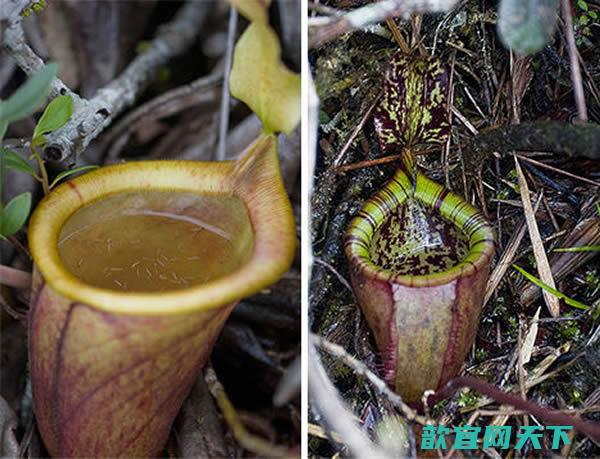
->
[[345, 168, 494, 287], [344, 167, 495, 402]]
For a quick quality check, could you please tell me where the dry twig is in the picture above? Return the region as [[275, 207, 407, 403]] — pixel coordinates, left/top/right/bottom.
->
[[204, 365, 294, 458], [103, 69, 223, 161], [217, 6, 237, 161], [3, 0, 212, 165], [308, 337, 390, 459], [561, 0, 588, 122], [312, 334, 431, 426], [515, 154, 600, 188], [308, 0, 460, 48], [483, 195, 542, 307], [434, 376, 600, 443], [332, 93, 381, 168]]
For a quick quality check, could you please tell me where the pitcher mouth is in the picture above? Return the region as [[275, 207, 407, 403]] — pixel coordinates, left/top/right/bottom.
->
[[29, 137, 296, 315], [345, 170, 495, 288]]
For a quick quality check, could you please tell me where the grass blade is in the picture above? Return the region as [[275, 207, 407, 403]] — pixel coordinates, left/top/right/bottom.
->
[[554, 245, 600, 253], [513, 264, 590, 312]]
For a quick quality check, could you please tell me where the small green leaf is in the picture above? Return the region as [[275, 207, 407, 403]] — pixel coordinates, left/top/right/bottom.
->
[[497, 0, 559, 55], [0, 192, 32, 237], [577, 0, 588, 11], [32, 95, 73, 147], [0, 148, 36, 175], [1, 63, 58, 124], [50, 165, 98, 189]]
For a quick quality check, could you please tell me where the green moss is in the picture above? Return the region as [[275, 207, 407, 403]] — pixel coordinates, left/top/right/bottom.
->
[[457, 389, 479, 408], [558, 321, 581, 341]]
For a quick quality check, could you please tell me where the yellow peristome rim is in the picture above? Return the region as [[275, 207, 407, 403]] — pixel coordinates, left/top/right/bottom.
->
[[29, 135, 296, 316]]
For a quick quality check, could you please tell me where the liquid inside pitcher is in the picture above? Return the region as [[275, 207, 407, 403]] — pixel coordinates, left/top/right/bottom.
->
[[369, 198, 469, 276], [58, 191, 254, 292]]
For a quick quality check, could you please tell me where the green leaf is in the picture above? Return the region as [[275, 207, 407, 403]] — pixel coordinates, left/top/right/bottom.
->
[[513, 264, 591, 311], [554, 245, 600, 253], [577, 0, 588, 11], [0, 121, 7, 142], [0, 192, 32, 237], [50, 165, 98, 189], [497, 0, 559, 55], [229, 21, 300, 135], [32, 94, 73, 146], [0, 148, 36, 175], [1, 63, 58, 124]]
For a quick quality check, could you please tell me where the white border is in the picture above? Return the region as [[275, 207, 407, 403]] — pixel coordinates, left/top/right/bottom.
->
[[300, 0, 309, 456]]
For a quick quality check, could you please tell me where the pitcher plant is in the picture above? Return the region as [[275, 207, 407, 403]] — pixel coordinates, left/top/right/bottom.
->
[[345, 52, 495, 403], [26, 0, 300, 455], [28, 135, 296, 456]]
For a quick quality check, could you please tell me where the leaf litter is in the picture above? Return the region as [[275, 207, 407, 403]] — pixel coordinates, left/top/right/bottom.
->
[[309, 0, 600, 456]]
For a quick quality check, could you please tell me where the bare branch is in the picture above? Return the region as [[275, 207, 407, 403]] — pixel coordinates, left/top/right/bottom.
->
[[102, 68, 223, 161], [308, 337, 391, 459], [0, 0, 30, 22], [434, 376, 600, 444], [3, 0, 212, 165], [312, 334, 430, 426], [273, 355, 301, 407], [205, 365, 294, 457], [0, 0, 33, 42], [3, 20, 76, 99], [308, 0, 460, 48]]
